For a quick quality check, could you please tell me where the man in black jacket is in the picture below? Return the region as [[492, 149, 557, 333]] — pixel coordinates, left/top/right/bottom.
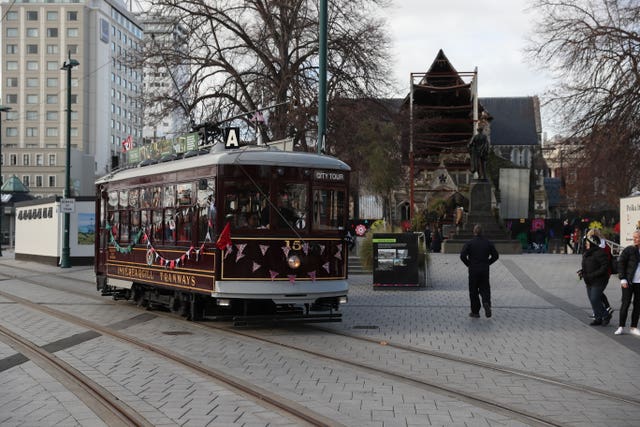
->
[[615, 230, 640, 335], [460, 224, 499, 318]]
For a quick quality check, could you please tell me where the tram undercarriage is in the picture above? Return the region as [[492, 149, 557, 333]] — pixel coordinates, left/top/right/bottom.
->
[[98, 278, 344, 325]]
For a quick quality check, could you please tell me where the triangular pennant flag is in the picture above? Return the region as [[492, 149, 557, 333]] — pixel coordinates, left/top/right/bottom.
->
[[260, 244, 269, 256], [281, 246, 291, 257], [308, 271, 316, 281], [252, 262, 261, 272], [269, 270, 279, 281], [303, 242, 309, 255], [323, 262, 330, 273], [235, 243, 247, 263], [288, 275, 296, 284], [319, 244, 325, 255], [215, 222, 232, 250]]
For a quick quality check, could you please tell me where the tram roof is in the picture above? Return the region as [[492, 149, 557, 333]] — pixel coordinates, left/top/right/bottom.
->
[[95, 144, 351, 185]]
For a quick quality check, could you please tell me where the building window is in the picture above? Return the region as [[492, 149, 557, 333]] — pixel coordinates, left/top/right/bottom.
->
[[67, 28, 79, 37], [26, 128, 38, 137], [68, 44, 78, 54], [26, 28, 38, 37], [26, 111, 38, 120], [47, 11, 58, 21], [49, 176, 56, 187], [36, 176, 43, 187], [36, 154, 44, 166], [22, 176, 30, 187], [5, 94, 17, 104], [26, 61, 38, 71], [48, 154, 56, 166], [26, 11, 38, 20], [70, 111, 78, 120], [7, 78, 18, 87], [46, 95, 58, 104], [27, 95, 39, 104], [46, 128, 58, 137], [6, 28, 18, 37], [47, 45, 59, 54], [47, 78, 58, 87], [23, 154, 30, 166], [27, 44, 38, 54], [71, 94, 78, 104], [46, 111, 58, 120], [47, 28, 58, 37], [10, 154, 17, 165], [27, 78, 39, 88], [67, 11, 78, 21], [6, 44, 17, 54], [7, 11, 17, 20], [6, 61, 18, 71], [7, 128, 18, 137], [47, 62, 58, 71], [71, 128, 78, 137]]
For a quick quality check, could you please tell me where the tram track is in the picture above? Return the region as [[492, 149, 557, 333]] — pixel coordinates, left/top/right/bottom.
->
[[0, 288, 341, 427], [0, 323, 151, 427], [4, 267, 640, 425]]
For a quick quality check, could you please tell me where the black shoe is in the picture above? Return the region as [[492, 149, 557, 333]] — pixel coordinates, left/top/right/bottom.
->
[[469, 312, 480, 318], [602, 313, 612, 326], [485, 307, 492, 318], [590, 319, 602, 326], [589, 313, 596, 319]]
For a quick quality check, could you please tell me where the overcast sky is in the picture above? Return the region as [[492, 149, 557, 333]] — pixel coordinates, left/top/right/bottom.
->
[[385, 0, 553, 103]]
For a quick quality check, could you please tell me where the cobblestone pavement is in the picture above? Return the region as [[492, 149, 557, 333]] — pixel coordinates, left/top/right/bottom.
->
[[1, 250, 639, 426]]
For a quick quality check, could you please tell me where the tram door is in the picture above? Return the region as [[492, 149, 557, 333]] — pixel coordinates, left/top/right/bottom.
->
[[96, 193, 109, 274]]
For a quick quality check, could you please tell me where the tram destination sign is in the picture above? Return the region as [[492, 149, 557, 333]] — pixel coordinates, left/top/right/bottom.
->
[[314, 170, 345, 182]]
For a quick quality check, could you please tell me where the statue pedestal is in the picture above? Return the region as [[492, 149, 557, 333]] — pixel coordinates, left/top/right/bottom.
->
[[442, 180, 522, 254]]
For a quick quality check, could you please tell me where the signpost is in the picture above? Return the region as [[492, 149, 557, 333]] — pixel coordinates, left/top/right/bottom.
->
[[372, 233, 423, 289]]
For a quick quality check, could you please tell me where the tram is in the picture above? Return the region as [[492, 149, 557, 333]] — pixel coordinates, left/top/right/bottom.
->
[[94, 141, 350, 322]]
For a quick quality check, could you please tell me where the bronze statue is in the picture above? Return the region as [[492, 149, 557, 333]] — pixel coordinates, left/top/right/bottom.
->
[[468, 126, 489, 180]]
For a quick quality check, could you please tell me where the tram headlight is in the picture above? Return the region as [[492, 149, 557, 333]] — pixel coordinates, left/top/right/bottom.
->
[[339, 296, 348, 304], [287, 254, 301, 269]]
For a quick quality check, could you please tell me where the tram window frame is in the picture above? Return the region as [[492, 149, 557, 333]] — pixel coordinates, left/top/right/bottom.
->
[[196, 178, 216, 243], [312, 186, 347, 231], [222, 179, 269, 231], [177, 182, 194, 206], [274, 182, 309, 231]]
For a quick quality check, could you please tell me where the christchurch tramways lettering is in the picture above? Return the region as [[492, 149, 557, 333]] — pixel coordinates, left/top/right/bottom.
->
[[115, 266, 197, 287]]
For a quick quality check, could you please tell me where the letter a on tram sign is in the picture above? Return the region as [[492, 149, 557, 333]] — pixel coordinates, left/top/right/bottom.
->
[[224, 127, 240, 149]]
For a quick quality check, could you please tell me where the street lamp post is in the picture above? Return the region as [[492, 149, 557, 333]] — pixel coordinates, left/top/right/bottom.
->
[[60, 56, 79, 268], [0, 105, 12, 257]]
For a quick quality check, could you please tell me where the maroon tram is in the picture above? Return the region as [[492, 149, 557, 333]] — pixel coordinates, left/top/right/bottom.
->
[[95, 144, 350, 322]]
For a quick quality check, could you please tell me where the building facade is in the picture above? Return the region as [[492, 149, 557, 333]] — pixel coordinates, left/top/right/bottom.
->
[[0, 0, 143, 197]]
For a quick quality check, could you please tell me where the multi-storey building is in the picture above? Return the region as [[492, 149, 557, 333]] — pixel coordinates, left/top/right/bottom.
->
[[0, 0, 143, 197]]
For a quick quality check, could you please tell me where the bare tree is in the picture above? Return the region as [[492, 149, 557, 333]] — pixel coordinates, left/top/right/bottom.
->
[[140, 0, 393, 150], [526, 0, 640, 197]]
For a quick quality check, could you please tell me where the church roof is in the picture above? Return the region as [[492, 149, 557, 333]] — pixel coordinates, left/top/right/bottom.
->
[[479, 97, 540, 146]]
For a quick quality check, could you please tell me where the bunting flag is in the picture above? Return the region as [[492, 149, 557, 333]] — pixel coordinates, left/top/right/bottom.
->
[[259, 244, 269, 256], [308, 271, 316, 281], [288, 275, 296, 284], [281, 245, 291, 257], [122, 135, 133, 152], [319, 244, 325, 255], [252, 262, 261, 272], [303, 242, 309, 255], [323, 262, 330, 273], [334, 245, 342, 260], [235, 243, 247, 262], [269, 270, 279, 281]]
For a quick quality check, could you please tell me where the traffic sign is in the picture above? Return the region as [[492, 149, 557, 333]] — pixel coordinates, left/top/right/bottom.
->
[[60, 198, 75, 213]]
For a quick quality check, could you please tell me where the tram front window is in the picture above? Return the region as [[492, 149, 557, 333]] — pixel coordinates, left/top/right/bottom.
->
[[313, 188, 346, 231]]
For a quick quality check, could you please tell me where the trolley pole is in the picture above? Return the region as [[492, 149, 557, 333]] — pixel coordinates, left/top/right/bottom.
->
[[60, 55, 79, 268], [317, 0, 327, 153], [0, 105, 12, 257]]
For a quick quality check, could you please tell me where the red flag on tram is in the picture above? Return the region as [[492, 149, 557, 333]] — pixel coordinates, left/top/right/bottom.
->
[[215, 222, 232, 251]]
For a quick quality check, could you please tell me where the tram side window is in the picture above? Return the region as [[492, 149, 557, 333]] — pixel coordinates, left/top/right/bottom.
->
[[129, 189, 139, 209], [120, 210, 130, 243], [164, 185, 175, 208], [197, 178, 215, 242], [313, 188, 346, 231], [223, 180, 268, 230], [152, 210, 163, 242], [165, 209, 175, 243], [176, 207, 192, 242]]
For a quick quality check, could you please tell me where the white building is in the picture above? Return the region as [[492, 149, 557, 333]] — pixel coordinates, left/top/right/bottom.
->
[[0, 0, 143, 197]]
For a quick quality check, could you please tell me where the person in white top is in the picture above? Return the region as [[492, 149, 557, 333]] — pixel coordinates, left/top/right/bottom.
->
[[615, 230, 640, 335]]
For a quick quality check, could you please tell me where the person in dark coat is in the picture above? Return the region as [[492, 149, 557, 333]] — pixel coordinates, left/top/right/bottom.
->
[[460, 224, 499, 318], [615, 230, 640, 335], [579, 234, 612, 326]]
